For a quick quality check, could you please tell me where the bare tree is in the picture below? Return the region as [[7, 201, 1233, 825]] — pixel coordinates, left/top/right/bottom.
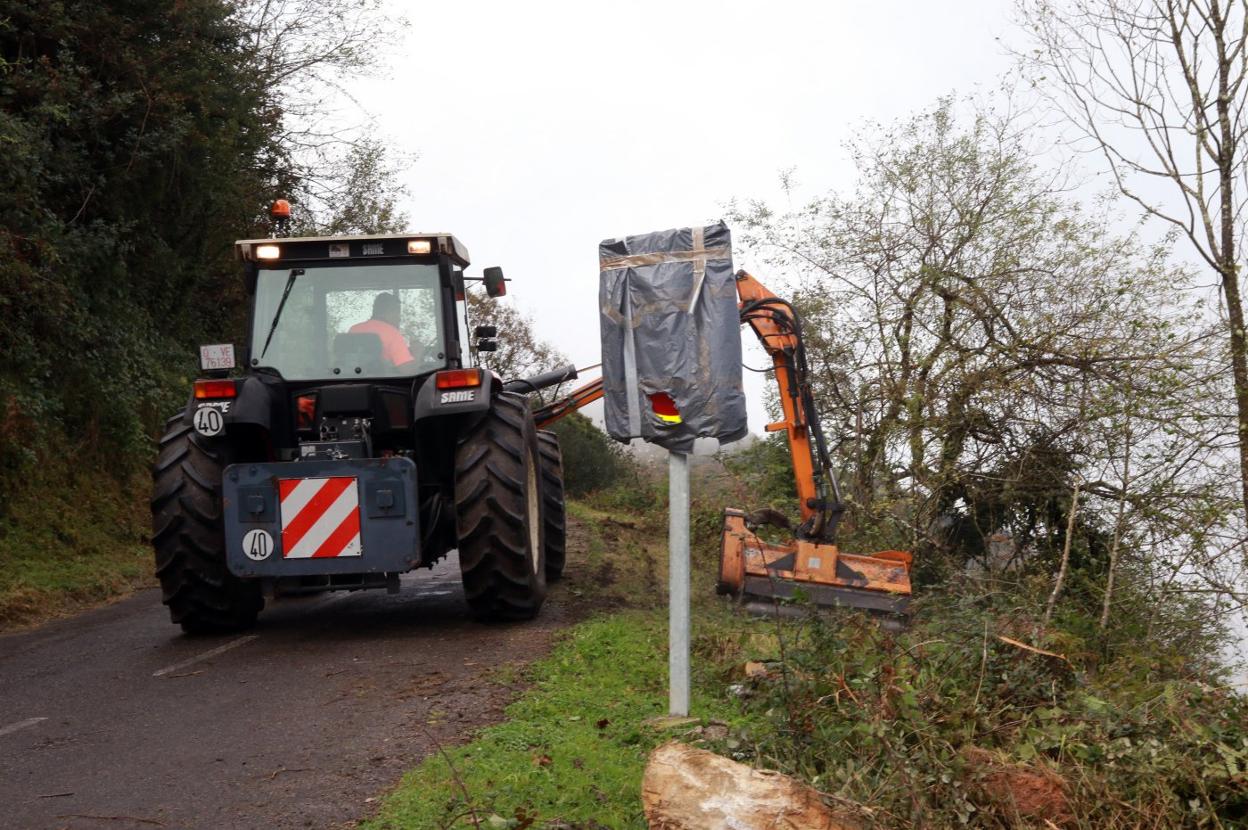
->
[[1018, 0, 1248, 527], [292, 138, 409, 235], [236, 0, 408, 230]]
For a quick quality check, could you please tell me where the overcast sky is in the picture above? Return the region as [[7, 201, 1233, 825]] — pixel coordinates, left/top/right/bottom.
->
[[353, 0, 1018, 437]]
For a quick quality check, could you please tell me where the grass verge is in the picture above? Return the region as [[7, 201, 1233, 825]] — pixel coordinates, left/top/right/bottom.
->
[[365, 609, 732, 830], [366, 495, 737, 830], [0, 464, 152, 630]]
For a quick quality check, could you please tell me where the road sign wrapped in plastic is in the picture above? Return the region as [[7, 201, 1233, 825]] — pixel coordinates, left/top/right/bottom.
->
[[598, 221, 747, 453]]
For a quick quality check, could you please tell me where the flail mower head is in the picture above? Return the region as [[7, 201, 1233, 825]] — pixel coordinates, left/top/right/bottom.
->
[[716, 508, 913, 618]]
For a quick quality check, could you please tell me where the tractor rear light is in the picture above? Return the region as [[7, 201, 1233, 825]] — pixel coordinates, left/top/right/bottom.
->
[[407, 239, 432, 255], [296, 393, 317, 429], [194, 379, 238, 399], [649, 392, 682, 424], [435, 369, 482, 390], [256, 244, 281, 260]]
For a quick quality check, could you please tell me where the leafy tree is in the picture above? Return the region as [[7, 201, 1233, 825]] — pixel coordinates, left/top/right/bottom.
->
[[0, 0, 408, 506], [0, 0, 282, 477], [731, 100, 1237, 635]]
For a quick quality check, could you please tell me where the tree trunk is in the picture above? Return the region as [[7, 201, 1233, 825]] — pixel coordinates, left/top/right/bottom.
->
[[642, 741, 862, 830], [1100, 423, 1131, 631], [1212, 2, 1248, 526], [1222, 270, 1248, 522], [1043, 480, 1080, 630]]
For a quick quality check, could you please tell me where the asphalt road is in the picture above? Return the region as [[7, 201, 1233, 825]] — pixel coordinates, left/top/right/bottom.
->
[[0, 556, 572, 830]]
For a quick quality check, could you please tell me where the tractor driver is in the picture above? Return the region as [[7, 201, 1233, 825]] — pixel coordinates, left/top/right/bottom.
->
[[348, 293, 420, 372]]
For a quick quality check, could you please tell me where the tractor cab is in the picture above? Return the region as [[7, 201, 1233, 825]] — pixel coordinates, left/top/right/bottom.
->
[[235, 233, 482, 383], [208, 233, 508, 467]]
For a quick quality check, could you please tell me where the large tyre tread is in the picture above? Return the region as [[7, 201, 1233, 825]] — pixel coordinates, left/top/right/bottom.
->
[[454, 393, 546, 621], [537, 431, 567, 581], [150, 409, 262, 635]]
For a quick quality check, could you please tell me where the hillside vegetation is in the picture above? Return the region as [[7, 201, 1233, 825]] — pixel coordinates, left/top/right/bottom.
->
[[368, 474, 1248, 829], [0, 0, 402, 623]]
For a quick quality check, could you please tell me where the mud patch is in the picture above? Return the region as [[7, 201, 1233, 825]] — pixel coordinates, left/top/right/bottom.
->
[[962, 746, 1072, 826]]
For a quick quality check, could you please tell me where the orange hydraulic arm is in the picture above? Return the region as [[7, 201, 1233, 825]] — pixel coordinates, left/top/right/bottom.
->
[[533, 377, 603, 429], [735, 270, 842, 541], [726, 269, 911, 612]]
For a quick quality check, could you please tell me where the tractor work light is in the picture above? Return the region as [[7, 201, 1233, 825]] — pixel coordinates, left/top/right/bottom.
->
[[407, 239, 432, 255], [194, 379, 238, 399], [255, 244, 281, 260], [435, 369, 482, 390]]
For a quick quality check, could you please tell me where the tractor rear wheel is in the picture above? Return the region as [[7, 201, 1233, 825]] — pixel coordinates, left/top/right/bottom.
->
[[537, 430, 566, 581], [454, 393, 547, 621], [151, 413, 263, 635]]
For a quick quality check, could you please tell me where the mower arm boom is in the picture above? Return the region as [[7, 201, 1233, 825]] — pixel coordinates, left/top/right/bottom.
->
[[734, 270, 843, 540]]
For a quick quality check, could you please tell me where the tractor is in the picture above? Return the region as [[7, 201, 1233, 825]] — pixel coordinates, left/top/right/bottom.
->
[[151, 207, 568, 633]]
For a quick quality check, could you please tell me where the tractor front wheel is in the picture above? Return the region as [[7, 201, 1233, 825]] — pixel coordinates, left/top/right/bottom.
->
[[150, 413, 263, 635], [454, 393, 547, 621]]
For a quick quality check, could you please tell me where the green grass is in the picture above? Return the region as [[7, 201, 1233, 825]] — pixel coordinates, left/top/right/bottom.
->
[[365, 610, 740, 830], [562, 500, 668, 608], [364, 490, 767, 830], [0, 464, 152, 629]]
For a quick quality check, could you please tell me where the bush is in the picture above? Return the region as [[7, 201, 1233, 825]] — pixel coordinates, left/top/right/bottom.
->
[[720, 433, 796, 510], [698, 589, 1248, 827], [548, 411, 635, 497]]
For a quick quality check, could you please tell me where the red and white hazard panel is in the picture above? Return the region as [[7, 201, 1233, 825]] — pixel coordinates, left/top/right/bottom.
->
[[277, 477, 362, 558]]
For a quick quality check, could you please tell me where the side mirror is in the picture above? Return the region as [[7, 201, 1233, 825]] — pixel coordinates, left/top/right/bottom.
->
[[483, 266, 507, 298], [476, 338, 499, 352], [473, 325, 497, 338]]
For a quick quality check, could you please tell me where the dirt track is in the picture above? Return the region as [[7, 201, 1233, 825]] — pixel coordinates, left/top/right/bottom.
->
[[0, 555, 575, 830]]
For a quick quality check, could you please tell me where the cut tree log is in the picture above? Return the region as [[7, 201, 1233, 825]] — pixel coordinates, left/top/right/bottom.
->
[[641, 741, 861, 830]]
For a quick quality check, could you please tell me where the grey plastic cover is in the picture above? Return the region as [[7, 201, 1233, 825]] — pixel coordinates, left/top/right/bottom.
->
[[598, 221, 747, 452]]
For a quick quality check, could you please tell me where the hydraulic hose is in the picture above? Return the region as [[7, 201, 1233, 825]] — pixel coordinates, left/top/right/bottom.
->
[[502, 363, 579, 395]]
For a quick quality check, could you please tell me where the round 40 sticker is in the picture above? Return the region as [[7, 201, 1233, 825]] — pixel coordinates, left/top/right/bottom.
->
[[242, 529, 274, 561], [193, 406, 224, 436]]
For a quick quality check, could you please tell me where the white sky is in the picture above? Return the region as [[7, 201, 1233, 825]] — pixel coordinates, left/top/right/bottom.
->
[[353, 0, 1017, 434]]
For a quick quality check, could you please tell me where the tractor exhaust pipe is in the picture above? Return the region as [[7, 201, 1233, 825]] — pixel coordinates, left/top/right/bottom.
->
[[502, 364, 578, 395]]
